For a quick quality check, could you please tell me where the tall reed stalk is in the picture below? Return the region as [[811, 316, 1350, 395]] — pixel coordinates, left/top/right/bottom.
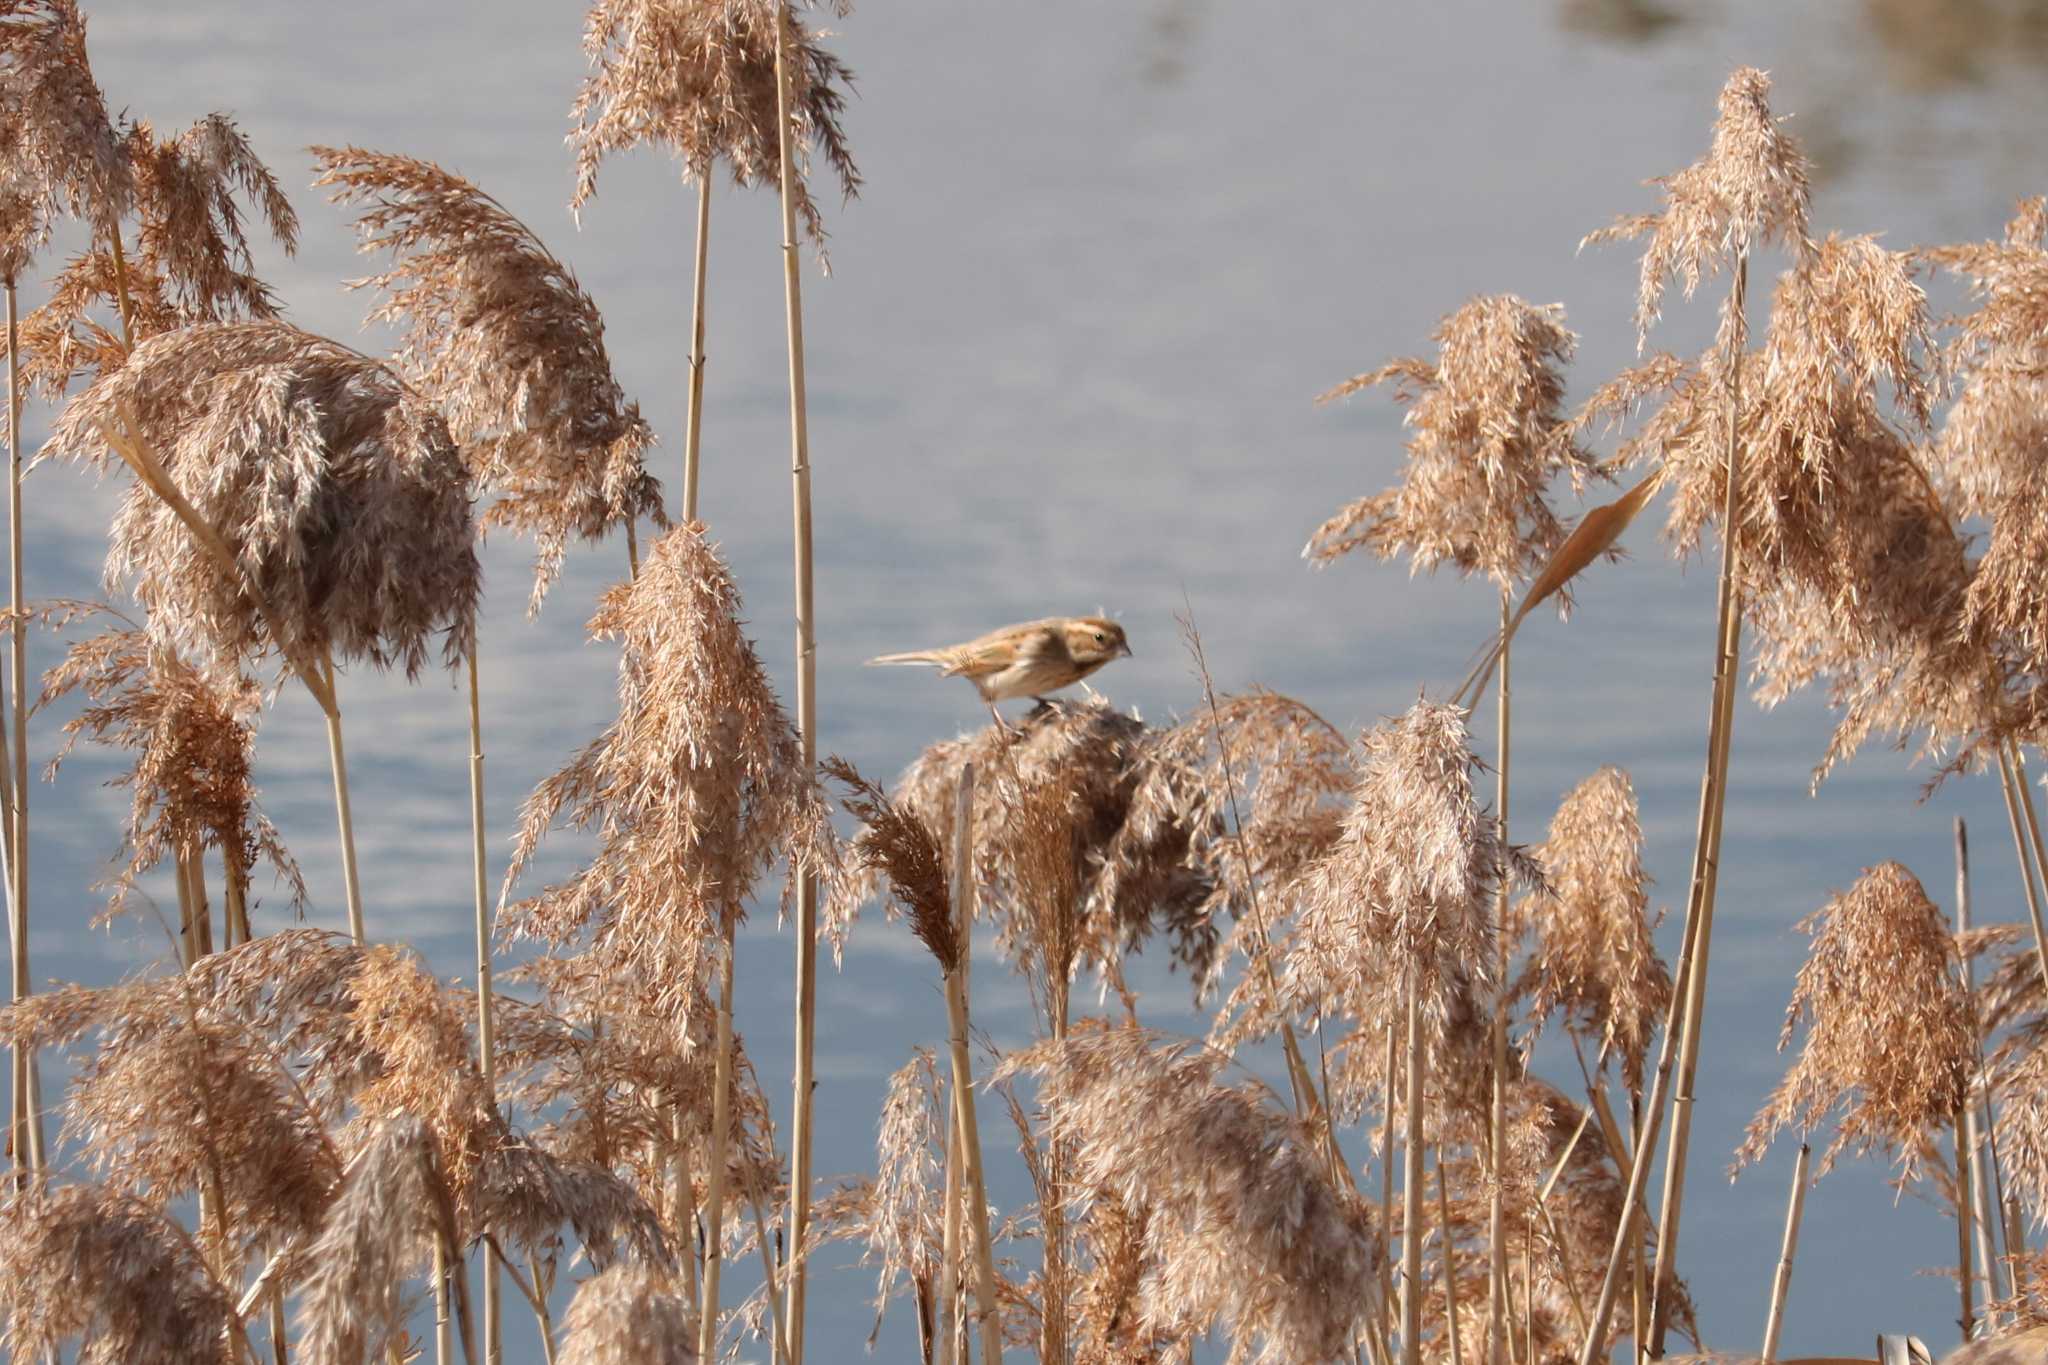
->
[[1581, 253, 1750, 1365], [1401, 970, 1424, 1365], [1487, 595, 1511, 1365], [1955, 819, 2010, 1317], [465, 646, 499, 1363], [696, 934, 738, 1364], [1759, 1141, 1809, 1363], [944, 767, 1002, 1365], [2, 274, 34, 1176], [683, 168, 710, 522], [775, 6, 824, 1358]]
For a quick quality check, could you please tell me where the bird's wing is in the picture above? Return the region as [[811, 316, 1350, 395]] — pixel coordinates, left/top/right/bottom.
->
[[949, 622, 1063, 678]]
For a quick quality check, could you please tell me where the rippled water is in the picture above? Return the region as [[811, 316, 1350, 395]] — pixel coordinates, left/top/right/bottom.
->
[[19, 1, 2048, 1359]]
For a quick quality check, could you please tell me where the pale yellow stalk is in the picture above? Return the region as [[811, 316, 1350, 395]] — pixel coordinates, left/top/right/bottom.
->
[[775, 6, 824, 1359], [1759, 1142, 1809, 1363]]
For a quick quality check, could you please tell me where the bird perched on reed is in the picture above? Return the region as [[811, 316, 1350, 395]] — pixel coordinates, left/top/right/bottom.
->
[[869, 616, 1132, 705]]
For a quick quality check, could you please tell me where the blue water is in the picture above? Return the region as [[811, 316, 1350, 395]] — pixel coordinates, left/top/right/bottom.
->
[[14, 1, 2048, 1359]]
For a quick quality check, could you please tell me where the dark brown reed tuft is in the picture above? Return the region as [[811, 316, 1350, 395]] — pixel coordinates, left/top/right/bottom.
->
[[568, 0, 861, 248], [1737, 861, 1974, 1180], [0, 1178, 239, 1362], [23, 111, 297, 396], [559, 1260, 701, 1364], [826, 756, 956, 970], [1309, 294, 1596, 594], [998, 1024, 1382, 1364], [501, 520, 835, 1025], [893, 699, 1217, 998], [314, 146, 667, 608], [44, 320, 481, 681], [38, 605, 305, 924], [1514, 765, 1671, 1093]]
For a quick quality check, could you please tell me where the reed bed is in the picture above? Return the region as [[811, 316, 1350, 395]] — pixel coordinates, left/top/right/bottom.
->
[[9, 11, 2048, 1365]]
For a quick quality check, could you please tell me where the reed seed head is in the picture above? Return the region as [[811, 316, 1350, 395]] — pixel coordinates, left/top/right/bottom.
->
[[315, 146, 667, 610]]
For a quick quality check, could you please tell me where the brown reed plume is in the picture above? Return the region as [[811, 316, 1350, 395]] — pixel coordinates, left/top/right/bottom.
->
[[315, 146, 667, 606], [22, 111, 297, 395], [1514, 766, 1671, 1095], [47, 322, 478, 681], [39, 606, 306, 942], [1277, 698, 1514, 1365], [1574, 67, 1815, 1365], [0, 1178, 245, 1362], [0, 1, 131, 248], [998, 1024, 1382, 1364], [503, 520, 833, 1363], [1309, 294, 1595, 590], [46, 320, 480, 945], [568, 0, 860, 521], [1736, 862, 1974, 1181], [559, 1260, 701, 1365]]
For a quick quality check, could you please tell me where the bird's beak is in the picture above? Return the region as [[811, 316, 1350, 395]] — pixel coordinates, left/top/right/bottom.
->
[[1121, 641, 1134, 658]]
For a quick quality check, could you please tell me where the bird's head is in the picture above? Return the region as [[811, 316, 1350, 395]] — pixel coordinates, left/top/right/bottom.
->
[[1065, 617, 1132, 665]]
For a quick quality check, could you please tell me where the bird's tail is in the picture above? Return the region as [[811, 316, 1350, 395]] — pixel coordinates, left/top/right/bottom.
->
[[867, 650, 947, 667]]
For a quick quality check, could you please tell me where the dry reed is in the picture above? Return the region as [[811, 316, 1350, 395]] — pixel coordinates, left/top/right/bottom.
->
[[315, 146, 666, 609], [999, 1025, 1382, 1364]]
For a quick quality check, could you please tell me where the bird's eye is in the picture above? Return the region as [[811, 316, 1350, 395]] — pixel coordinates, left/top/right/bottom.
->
[[1094, 632, 1105, 644]]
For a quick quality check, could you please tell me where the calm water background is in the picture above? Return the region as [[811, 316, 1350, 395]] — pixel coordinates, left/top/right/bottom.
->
[[17, 1, 2048, 1359]]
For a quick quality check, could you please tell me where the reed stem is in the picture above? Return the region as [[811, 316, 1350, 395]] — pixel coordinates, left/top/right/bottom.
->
[[1380, 1020, 1399, 1359], [1488, 592, 1511, 1365], [1759, 1142, 1809, 1363], [1955, 819, 2006, 1320], [1994, 744, 2048, 997], [944, 765, 1002, 1365], [465, 647, 499, 1365], [1647, 251, 1750, 1361], [1402, 970, 1425, 1365], [684, 167, 711, 523], [1439, 1153, 1464, 1365], [937, 1060, 963, 1365], [320, 650, 366, 945], [4, 276, 37, 1175], [696, 927, 738, 1365], [1956, 1111, 1975, 1340], [1582, 251, 1749, 1365], [773, 8, 823, 1360]]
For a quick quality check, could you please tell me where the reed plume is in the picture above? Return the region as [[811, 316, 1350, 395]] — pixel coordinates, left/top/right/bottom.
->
[[0, 1178, 242, 1363], [1735, 854, 1975, 1314], [998, 1025, 1382, 1364], [315, 146, 666, 608], [40, 607, 305, 937], [22, 110, 296, 395], [502, 520, 832, 1362], [865, 1047, 948, 1345], [568, 0, 860, 523], [1314, 291, 1594, 1365], [47, 322, 479, 681], [1514, 766, 1670, 1095], [559, 1260, 701, 1365]]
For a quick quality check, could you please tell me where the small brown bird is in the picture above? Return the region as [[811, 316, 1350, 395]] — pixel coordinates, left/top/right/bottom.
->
[[868, 616, 1133, 704]]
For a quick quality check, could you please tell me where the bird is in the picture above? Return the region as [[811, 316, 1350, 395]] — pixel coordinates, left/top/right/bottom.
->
[[868, 616, 1133, 706]]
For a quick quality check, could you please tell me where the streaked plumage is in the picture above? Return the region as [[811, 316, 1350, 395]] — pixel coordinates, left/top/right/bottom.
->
[[868, 616, 1132, 703]]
